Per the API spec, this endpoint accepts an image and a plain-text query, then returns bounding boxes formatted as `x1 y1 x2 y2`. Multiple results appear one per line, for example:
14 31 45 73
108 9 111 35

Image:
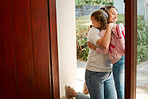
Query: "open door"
0 0 59 99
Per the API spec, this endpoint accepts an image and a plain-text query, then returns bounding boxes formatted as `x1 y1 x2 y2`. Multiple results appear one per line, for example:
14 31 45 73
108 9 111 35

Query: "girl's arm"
96 23 116 49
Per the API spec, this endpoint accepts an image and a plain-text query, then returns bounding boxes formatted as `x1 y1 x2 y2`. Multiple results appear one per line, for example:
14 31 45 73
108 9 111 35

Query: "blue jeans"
84 69 117 99
113 55 125 99
76 92 90 99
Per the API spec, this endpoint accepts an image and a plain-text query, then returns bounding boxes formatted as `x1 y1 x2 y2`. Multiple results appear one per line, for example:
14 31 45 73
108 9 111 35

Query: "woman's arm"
96 23 116 49
87 41 109 54
87 42 96 50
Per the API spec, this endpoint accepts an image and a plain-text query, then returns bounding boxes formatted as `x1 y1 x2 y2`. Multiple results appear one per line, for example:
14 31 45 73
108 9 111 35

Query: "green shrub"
75 0 113 7
76 15 90 61
102 1 113 5
137 16 148 64
116 14 125 25
76 25 89 61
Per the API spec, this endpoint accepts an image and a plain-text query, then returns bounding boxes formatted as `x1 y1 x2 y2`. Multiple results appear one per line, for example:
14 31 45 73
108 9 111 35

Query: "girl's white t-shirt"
86 27 112 72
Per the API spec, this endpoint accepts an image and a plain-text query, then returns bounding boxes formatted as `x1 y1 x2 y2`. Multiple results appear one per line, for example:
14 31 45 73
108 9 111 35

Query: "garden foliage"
76 14 148 63
137 16 148 64
76 0 113 7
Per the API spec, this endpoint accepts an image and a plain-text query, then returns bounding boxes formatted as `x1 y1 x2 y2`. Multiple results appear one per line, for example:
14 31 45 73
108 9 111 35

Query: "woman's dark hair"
100 5 118 20
91 10 108 29
100 5 118 12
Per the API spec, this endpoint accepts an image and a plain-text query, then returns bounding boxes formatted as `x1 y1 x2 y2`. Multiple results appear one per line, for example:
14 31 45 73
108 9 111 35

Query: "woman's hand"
87 41 96 50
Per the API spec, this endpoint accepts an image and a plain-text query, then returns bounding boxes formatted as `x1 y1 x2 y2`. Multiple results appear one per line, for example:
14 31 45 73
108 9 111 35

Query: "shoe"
65 85 76 99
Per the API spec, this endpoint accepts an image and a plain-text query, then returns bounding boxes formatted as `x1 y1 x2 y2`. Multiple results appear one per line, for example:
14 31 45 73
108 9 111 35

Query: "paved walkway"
137 61 148 88
136 61 148 99
76 60 148 99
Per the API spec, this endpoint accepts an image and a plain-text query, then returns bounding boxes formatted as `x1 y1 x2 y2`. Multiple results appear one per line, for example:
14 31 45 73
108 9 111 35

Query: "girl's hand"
82 82 89 95
108 23 117 29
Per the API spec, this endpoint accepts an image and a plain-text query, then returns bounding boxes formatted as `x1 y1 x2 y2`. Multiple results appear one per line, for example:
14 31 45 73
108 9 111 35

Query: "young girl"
66 9 117 99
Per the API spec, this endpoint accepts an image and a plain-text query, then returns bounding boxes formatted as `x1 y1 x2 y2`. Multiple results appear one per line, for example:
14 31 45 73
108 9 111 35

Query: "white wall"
56 0 77 98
